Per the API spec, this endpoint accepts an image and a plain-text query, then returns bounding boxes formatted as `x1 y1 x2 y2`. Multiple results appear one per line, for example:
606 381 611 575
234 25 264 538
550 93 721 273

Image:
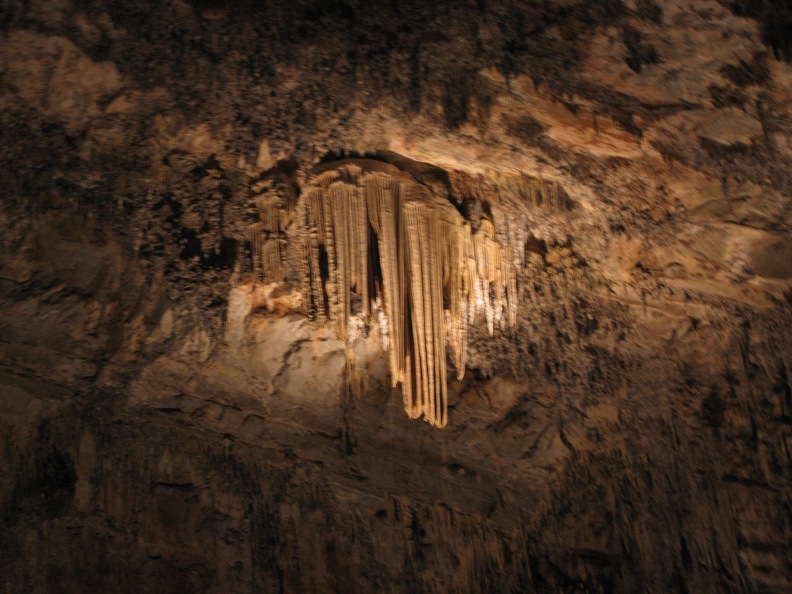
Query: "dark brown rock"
1 1 791 592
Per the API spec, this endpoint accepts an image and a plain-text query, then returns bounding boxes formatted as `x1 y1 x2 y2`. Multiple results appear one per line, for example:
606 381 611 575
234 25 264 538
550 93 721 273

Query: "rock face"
1 0 792 592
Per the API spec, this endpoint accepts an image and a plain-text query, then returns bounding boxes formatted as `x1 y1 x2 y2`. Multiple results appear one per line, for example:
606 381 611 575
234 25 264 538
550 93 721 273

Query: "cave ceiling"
1 0 792 592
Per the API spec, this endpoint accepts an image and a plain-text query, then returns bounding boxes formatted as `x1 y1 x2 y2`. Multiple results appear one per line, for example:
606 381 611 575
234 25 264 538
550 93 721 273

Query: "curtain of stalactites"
295 164 517 428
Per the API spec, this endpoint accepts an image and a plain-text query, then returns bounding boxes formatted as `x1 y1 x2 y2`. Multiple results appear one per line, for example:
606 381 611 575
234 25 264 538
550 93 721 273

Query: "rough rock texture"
1 0 792 592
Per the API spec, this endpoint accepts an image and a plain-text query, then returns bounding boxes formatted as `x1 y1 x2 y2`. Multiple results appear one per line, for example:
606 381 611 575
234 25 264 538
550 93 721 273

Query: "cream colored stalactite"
325 181 348 338
325 180 370 339
303 186 329 320
364 173 408 391
249 188 294 284
404 200 448 427
309 181 349 329
404 201 429 419
344 182 369 318
442 221 472 380
247 229 283 283
351 186 370 318
302 173 372 337
472 219 510 335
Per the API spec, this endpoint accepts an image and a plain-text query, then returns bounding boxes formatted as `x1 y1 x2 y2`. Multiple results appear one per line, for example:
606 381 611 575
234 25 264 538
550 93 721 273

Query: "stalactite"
326 180 369 339
365 172 408 393
248 187 292 283
302 186 329 320
403 199 452 427
471 218 516 336
442 214 472 381
246 222 285 283
497 209 527 326
495 172 571 213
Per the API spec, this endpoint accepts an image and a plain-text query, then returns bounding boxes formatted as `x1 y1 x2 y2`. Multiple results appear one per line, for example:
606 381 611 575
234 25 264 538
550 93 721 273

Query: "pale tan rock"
696 108 763 147
256 139 274 171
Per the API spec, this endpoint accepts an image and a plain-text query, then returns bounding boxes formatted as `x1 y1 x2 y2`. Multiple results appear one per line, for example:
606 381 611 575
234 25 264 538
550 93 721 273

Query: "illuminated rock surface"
1 0 792 592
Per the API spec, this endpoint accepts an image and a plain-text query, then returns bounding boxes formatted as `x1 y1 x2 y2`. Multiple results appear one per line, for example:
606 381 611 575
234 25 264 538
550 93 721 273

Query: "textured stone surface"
1 0 792 592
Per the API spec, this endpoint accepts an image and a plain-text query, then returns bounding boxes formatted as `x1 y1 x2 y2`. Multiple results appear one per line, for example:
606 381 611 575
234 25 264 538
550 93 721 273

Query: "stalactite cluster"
496 172 571 213
240 160 576 426
449 170 572 215
301 164 371 339
246 179 292 283
294 160 520 427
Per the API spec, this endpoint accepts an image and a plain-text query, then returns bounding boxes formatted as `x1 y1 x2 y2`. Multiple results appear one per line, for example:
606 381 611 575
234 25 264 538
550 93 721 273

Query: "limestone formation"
291 160 524 427
247 184 291 283
3 1 792 592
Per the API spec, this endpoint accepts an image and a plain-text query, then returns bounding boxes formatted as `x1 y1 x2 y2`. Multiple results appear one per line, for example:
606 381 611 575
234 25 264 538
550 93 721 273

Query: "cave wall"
1 1 792 592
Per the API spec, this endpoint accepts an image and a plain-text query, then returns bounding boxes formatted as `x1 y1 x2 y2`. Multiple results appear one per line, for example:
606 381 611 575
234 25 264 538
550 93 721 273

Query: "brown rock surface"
1 0 792 592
